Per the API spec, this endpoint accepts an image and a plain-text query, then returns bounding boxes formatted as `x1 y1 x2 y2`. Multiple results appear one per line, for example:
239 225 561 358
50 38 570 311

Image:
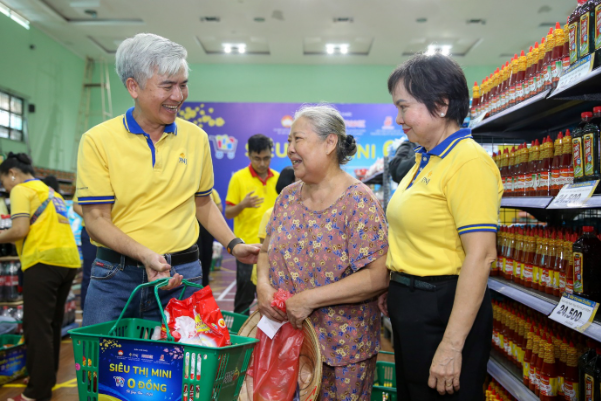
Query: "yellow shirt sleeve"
210 189 221 205
76 132 115 205
225 173 241 206
257 207 273 240
444 157 503 235
195 133 214 197
10 185 32 220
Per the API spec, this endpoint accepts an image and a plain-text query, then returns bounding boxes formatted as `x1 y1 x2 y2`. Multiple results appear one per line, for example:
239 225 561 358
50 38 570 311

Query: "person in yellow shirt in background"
253 166 296 285
225 134 279 314
197 189 222 286
0 153 80 401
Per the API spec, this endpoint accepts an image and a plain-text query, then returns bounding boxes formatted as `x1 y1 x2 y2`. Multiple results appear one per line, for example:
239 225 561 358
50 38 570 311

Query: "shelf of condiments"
470 0 601 121
494 224 600 305
492 298 600 401
492 107 600 198
486 375 522 401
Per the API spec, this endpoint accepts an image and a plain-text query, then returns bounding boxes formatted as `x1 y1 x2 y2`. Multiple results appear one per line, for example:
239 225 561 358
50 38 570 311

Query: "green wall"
0 13 498 172
0 14 84 171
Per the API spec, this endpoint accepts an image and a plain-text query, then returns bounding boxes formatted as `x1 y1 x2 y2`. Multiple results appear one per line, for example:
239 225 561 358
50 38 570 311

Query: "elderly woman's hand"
257 282 287 322
285 291 314 330
428 338 462 395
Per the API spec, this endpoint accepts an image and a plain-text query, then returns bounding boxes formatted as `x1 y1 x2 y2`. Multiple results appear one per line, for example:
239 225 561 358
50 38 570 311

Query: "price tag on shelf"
547 180 599 209
551 54 594 96
549 293 600 333
469 112 487 128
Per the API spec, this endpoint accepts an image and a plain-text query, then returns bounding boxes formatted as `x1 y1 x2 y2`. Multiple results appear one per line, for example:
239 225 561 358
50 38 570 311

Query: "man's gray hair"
115 33 189 88
293 103 357 164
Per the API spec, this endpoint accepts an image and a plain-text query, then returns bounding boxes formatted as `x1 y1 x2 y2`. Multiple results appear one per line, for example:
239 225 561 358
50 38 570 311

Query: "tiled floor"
0 255 393 400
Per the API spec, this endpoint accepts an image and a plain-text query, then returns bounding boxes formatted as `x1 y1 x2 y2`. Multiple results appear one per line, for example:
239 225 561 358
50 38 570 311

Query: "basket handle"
108 278 205 341
378 350 395 355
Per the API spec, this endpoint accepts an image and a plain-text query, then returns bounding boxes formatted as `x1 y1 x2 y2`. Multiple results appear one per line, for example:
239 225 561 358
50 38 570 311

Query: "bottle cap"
594 106 601 113
557 131 563 139
534 139 540 146
564 129 571 138
556 22 561 30
521 49 526 57
582 112 593 118
548 27 554 35
583 226 594 233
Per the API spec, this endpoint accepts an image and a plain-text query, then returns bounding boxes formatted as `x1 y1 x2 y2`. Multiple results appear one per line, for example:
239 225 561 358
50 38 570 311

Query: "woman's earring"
440 113 445 117
11 176 15 182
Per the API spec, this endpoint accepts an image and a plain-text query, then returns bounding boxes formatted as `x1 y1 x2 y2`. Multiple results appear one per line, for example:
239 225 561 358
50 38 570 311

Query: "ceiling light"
425 44 452 56
340 45 349 54
0 2 9 16
441 45 452 56
223 45 232 54
326 45 335 55
426 45 436 56
0 2 30 29
325 44 349 55
238 45 246 54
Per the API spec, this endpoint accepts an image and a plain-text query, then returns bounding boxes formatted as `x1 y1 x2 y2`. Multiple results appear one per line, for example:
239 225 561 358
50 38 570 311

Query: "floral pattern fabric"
266 181 388 366
321 355 378 401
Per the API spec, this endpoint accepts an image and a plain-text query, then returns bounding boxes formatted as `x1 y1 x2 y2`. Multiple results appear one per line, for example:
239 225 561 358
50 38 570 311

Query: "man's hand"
285 291 314 330
240 191 264 209
428 338 463 395
140 251 183 290
232 244 260 265
257 283 287 322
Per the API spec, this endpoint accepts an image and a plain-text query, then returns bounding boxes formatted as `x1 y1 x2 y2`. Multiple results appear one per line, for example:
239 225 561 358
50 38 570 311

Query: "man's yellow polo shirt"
76 107 214 255
226 165 279 244
11 179 80 271
386 129 503 277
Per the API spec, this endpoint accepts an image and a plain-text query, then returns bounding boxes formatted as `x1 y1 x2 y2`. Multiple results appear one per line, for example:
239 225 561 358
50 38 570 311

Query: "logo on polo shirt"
421 176 431 185
179 153 187 165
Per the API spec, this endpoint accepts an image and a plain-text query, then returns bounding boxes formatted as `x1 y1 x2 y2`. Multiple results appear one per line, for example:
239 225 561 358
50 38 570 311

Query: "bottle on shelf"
579 0 596 61
528 140 541 196
572 226 601 303
523 227 536 288
551 23 566 90
504 226 516 280
519 143 529 196
538 136 554 196
501 148 510 196
5 262 21 303
551 132 564 196
533 228 544 290
565 232 577 294
14 305 22 334
513 227 525 285
594 0 601 66
471 82 480 120
582 106 600 185
535 327 545 396
516 50 528 103
563 23 572 73
548 229 560 296
564 341 580 401
561 129 574 188
508 146 517 196
543 27 556 91
572 112 593 183
526 46 536 99
539 229 552 293
555 335 567 399
583 346 600 401
579 340 597 401
537 37 547 94
525 326 535 385
539 336 559 400
569 0 586 65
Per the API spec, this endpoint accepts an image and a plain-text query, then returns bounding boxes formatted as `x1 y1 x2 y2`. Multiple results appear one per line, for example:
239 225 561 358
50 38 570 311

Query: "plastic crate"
371 360 396 401
0 334 26 386
69 278 258 401
222 311 248 334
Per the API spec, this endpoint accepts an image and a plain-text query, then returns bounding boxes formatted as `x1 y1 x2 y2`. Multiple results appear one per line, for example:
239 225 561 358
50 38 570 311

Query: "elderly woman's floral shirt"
266 181 389 366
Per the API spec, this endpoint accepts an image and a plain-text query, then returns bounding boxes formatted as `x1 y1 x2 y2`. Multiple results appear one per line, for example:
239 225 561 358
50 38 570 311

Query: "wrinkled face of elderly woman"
391 81 447 147
128 68 189 127
287 117 337 183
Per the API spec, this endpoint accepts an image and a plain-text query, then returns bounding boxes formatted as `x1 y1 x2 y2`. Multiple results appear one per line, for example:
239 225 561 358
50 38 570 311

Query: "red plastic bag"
161 286 231 347
252 289 303 401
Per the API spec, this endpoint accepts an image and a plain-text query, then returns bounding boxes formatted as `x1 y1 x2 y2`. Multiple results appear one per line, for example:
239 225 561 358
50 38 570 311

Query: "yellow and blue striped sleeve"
445 156 503 235
195 132 214 197
9 185 32 220
76 132 116 205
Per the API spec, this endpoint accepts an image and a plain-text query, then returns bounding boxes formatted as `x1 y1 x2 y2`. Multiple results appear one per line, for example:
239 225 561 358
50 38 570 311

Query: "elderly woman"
379 54 503 400
256 104 389 400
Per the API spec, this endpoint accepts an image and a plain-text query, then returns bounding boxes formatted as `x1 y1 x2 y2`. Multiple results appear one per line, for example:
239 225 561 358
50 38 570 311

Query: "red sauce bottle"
551 23 565 89
528 43 538 98
516 50 528 103
511 145 520 196
533 228 544 289
537 37 547 94
471 81 480 120
520 142 530 196
501 148 510 196
563 341 580 401
524 326 535 386
561 129 574 187
543 28 556 92
523 227 536 288
548 229 559 295
538 136 554 196
540 337 559 400
508 54 519 108
555 229 567 296
557 336 568 399
527 140 541 196
563 22 571 72
551 132 564 196
505 226 516 280
532 328 543 393
513 227 525 285
497 226 507 277
539 229 551 293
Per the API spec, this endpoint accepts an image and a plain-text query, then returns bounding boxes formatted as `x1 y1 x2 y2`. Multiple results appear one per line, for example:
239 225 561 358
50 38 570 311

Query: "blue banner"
98 338 184 401
178 102 406 205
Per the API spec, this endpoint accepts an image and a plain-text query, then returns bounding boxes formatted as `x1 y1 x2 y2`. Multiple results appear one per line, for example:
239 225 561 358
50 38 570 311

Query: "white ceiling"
5 0 575 66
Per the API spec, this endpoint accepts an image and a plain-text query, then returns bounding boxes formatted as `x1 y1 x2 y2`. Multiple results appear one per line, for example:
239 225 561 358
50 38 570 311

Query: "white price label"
552 54 594 95
547 180 599 209
549 293 600 333
469 112 488 128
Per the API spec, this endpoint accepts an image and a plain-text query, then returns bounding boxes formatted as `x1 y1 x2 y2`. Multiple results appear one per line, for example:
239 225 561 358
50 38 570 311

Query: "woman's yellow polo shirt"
386 129 503 276
10 179 80 271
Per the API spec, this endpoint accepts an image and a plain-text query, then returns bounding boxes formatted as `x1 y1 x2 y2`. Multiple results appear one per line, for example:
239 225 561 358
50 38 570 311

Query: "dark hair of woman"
0 152 35 176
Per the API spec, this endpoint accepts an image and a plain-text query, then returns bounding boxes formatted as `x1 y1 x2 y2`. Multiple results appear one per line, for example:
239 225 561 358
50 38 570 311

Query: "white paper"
547 180 599 209
257 315 287 339
549 293 600 333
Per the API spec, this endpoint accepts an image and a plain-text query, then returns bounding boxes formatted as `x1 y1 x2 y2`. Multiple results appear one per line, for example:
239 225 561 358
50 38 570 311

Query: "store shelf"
488 277 601 342
488 350 538 401
500 197 553 209
548 67 601 100
0 300 22 307
362 171 383 185
62 322 79 337
500 195 601 210
0 256 19 262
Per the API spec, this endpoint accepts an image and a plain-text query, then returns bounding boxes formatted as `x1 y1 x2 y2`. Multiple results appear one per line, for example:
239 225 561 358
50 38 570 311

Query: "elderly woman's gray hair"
293 104 357 165
115 33 189 88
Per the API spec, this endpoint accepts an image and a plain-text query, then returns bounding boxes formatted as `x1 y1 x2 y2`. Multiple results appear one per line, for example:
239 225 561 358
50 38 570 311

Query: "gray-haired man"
76 33 258 326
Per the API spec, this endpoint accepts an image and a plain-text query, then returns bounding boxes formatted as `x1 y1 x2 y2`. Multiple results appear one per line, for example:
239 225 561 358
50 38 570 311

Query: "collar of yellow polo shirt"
76 107 214 254
10 179 80 270
386 128 503 277
226 164 279 244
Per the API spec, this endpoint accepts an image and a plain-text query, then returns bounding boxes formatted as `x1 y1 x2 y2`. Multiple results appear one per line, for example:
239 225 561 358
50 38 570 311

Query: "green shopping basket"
222 302 256 334
0 333 26 386
69 278 259 401
372 351 397 401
